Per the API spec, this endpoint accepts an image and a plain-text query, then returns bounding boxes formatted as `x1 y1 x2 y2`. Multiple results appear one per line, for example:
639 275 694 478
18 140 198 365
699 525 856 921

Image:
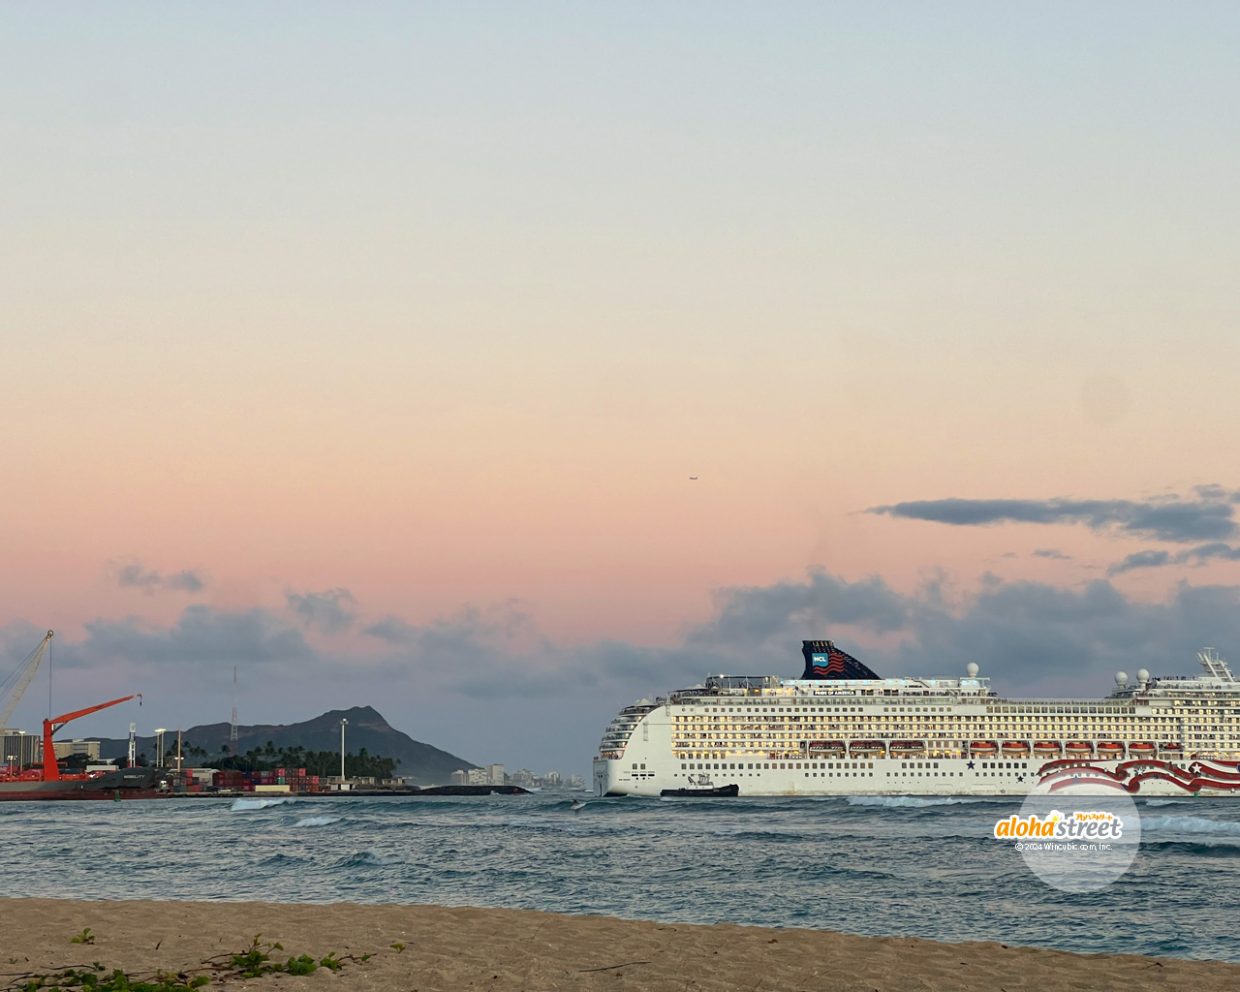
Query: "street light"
339 718 347 785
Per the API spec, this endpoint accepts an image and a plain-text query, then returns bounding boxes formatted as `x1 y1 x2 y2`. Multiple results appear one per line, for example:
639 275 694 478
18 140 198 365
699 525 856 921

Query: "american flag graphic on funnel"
800 640 881 680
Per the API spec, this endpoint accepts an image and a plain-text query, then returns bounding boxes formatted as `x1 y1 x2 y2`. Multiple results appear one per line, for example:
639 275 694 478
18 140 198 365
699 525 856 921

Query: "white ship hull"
595 753 1240 798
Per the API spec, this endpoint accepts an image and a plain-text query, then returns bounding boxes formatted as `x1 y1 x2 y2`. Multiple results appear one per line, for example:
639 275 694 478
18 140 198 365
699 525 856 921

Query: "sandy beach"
1 899 1236 992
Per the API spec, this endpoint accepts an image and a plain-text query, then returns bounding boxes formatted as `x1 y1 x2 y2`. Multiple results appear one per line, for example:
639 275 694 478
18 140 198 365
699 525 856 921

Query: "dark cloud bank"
21 569 1240 771
869 488 1240 576
868 494 1239 543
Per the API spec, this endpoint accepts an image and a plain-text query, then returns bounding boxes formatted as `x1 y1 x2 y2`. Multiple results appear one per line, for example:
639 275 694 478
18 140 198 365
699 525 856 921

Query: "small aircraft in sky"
689 476 699 480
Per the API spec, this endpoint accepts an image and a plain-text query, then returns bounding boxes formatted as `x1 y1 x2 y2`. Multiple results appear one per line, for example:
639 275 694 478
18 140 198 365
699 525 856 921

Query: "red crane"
41 694 141 781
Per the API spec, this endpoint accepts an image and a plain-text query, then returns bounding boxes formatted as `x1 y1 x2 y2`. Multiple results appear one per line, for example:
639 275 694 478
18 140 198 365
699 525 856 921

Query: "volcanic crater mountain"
99 705 476 784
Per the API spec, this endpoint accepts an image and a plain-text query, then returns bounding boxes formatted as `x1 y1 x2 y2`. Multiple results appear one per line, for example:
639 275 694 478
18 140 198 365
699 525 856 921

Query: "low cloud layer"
14 568 1240 772
81 605 314 668
868 492 1237 543
112 561 206 595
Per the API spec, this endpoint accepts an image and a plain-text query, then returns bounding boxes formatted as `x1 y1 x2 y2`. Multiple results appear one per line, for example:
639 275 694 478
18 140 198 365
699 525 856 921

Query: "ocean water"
2 793 1238 962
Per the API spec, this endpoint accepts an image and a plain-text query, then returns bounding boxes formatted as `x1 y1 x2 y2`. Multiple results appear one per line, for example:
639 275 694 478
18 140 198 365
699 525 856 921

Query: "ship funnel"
800 640 881 680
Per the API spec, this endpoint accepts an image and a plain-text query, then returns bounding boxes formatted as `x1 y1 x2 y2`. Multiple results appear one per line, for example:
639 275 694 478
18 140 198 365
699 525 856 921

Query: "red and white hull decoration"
1037 757 1240 795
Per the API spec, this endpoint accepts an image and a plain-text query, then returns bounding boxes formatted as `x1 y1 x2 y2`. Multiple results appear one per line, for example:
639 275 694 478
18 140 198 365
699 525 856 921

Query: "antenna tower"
229 666 238 742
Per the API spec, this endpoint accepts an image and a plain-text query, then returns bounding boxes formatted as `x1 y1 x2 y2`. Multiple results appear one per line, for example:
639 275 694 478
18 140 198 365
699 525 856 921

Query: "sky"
2 3 1240 774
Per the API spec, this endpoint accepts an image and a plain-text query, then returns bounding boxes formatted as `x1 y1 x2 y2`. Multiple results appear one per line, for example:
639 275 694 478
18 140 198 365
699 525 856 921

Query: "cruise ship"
593 640 1240 798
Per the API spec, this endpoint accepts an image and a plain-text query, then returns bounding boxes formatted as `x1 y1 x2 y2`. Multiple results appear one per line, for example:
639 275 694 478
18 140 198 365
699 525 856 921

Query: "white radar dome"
966 662 979 677
1137 668 1150 683
1114 671 1128 686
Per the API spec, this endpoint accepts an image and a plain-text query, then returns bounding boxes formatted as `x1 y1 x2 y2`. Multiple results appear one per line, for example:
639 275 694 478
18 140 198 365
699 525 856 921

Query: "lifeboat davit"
1033 741 1062 755
849 740 885 757
1065 741 1093 756
1001 741 1030 755
969 740 998 755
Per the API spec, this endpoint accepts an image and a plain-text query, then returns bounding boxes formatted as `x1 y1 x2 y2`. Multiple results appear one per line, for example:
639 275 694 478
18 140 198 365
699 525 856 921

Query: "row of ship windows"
675 716 1190 724
679 760 1033 771
687 704 1233 714
683 761 873 770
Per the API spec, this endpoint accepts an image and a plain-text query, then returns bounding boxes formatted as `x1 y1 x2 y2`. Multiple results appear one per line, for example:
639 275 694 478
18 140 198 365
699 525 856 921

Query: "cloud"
1184 542 1240 563
363 602 548 686
868 493 1237 543
362 616 417 645
286 588 357 633
79 605 314 668
1108 542 1240 575
112 561 206 594
1032 548 1071 560
1108 550 1172 575
690 569 910 650
1194 484 1231 500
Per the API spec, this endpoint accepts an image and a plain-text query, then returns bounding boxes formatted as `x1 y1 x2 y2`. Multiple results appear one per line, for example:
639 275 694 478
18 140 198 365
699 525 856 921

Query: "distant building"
465 767 489 785
449 769 468 786
53 739 101 760
486 763 506 785
1 730 40 769
511 768 535 787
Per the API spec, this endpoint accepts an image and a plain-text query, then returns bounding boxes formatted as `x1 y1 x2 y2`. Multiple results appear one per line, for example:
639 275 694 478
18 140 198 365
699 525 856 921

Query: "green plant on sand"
1 932 387 992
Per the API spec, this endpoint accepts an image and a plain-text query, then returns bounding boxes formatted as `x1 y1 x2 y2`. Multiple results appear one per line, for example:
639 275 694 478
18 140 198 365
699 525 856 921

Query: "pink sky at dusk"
3 4 1240 770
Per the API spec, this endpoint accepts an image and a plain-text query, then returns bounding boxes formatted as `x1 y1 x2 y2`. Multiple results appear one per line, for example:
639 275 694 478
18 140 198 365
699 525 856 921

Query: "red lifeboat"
969 740 998 755
1001 741 1030 755
849 740 886 756
1033 741 1062 755
1065 741 1093 755
1097 741 1125 757
889 740 927 755
1128 742 1156 755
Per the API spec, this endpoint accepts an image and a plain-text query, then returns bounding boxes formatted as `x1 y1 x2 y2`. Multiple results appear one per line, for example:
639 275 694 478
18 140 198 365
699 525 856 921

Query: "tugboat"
660 773 739 798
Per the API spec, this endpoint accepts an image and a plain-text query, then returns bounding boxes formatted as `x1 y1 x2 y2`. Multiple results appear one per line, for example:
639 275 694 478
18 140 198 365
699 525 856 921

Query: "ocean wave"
728 830 807 844
257 852 310 867
1141 814 1240 837
332 850 388 868
230 797 296 812
844 795 992 809
294 815 341 828
1141 839 1240 855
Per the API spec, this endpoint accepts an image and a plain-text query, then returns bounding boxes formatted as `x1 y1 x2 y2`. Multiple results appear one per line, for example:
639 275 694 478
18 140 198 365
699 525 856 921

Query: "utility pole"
230 666 238 743
340 718 347 785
